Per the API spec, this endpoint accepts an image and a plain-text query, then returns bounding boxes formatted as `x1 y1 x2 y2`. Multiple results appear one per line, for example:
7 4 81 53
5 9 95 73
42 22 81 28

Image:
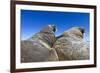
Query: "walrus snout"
52 25 57 32
48 25 57 32
77 27 85 34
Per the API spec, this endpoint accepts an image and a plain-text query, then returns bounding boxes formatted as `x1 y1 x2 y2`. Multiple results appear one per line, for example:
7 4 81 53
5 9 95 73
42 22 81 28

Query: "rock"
53 27 89 61
21 25 59 63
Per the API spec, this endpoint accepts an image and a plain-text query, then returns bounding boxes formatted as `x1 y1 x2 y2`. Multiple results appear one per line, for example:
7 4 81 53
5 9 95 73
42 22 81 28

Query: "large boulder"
21 25 58 63
53 27 89 61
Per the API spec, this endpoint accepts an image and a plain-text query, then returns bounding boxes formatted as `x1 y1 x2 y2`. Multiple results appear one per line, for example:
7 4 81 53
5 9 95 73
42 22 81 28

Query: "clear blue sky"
21 10 90 41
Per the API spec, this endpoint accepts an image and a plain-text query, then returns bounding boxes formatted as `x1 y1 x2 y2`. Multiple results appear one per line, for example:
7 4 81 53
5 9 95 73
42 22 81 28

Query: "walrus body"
21 25 58 63
53 27 89 61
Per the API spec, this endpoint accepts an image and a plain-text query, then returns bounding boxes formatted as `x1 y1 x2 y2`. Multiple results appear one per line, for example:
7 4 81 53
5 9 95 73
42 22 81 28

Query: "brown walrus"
53 27 89 61
21 25 59 63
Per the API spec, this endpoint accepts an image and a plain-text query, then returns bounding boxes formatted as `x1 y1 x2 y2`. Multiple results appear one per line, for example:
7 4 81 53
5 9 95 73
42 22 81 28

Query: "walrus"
21 25 59 63
53 27 89 61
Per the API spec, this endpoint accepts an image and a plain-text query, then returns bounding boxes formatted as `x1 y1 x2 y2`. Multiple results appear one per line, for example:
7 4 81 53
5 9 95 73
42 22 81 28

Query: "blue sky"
21 10 90 41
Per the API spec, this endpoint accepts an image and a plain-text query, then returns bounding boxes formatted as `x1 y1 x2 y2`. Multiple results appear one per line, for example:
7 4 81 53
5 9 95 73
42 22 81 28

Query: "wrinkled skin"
53 27 89 61
21 26 90 62
21 25 59 63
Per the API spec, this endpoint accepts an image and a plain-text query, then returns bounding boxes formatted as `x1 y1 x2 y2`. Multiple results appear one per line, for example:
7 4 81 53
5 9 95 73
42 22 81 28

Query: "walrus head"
40 25 57 33
38 25 57 47
63 27 85 38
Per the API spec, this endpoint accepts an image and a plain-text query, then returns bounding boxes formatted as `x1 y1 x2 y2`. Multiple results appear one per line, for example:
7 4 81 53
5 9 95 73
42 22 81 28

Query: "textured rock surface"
53 27 89 61
21 25 58 63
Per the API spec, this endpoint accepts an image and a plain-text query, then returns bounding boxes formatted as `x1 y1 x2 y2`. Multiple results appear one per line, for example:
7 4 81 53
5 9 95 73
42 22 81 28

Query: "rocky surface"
53 27 89 61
